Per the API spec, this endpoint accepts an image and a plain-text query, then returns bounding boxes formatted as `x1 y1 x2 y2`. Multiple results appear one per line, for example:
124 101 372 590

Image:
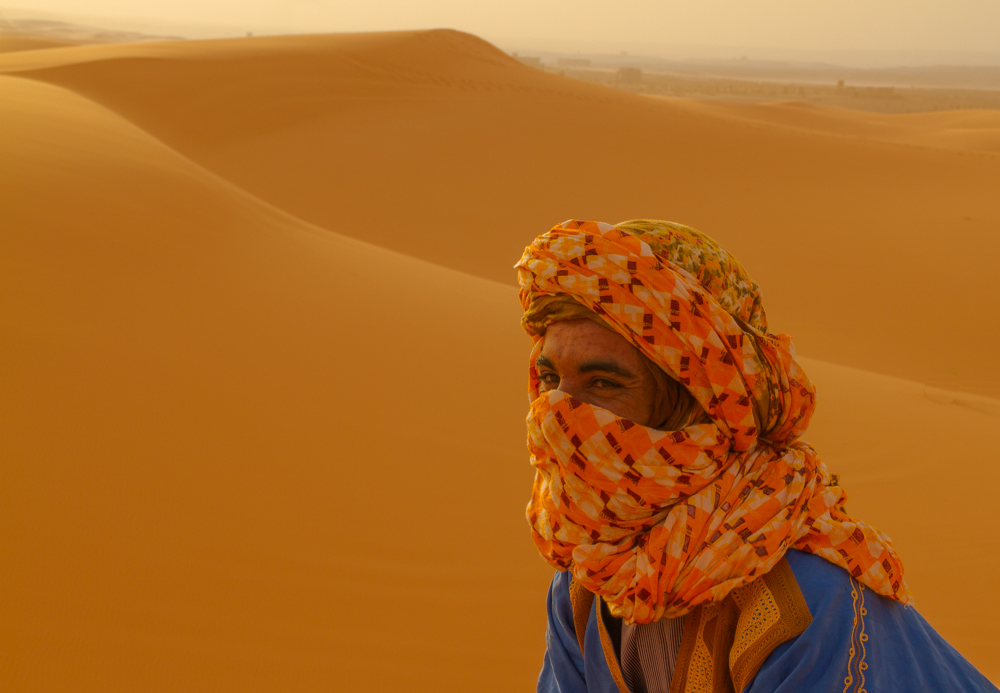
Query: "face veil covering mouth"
515 219 910 624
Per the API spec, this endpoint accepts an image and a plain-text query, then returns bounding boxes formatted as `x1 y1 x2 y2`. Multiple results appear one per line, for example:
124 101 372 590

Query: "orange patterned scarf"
516 220 910 624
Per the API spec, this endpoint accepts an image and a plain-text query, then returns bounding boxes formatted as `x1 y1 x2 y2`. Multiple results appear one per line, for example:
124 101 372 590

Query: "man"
516 220 996 693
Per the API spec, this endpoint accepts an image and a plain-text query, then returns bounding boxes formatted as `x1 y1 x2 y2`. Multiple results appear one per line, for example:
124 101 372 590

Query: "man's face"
535 319 658 426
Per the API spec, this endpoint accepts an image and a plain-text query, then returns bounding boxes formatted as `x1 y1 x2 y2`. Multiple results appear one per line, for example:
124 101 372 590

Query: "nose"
553 376 584 401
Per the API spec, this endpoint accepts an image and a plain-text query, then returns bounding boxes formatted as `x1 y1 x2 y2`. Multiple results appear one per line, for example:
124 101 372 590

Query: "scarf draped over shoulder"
516 219 910 624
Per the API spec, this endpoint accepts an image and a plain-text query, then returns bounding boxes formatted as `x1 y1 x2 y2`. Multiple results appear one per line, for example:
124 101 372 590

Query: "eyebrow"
578 360 636 379
535 355 636 380
535 355 555 370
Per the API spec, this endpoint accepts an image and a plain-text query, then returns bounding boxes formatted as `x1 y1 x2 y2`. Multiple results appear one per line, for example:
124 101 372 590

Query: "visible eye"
538 372 560 390
591 378 622 390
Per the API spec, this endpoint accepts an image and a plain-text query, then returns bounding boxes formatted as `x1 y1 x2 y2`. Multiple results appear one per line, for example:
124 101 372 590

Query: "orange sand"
1 31 998 690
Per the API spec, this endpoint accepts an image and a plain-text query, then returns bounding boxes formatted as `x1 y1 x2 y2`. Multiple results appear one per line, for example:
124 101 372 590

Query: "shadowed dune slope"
0 74 544 691
1 32 999 689
2 31 999 398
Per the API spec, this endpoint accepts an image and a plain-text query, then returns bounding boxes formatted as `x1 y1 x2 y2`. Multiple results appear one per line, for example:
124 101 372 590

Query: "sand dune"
2 31 997 401
673 99 1000 154
0 36 78 53
1 72 542 691
1 31 998 689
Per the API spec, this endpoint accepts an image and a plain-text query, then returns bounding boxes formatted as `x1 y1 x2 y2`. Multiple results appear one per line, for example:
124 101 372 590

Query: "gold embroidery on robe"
842 579 869 693
670 559 812 693
569 557 813 693
596 596 631 693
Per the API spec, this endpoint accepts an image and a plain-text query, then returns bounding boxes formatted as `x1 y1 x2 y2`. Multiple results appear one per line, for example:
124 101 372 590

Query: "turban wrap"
516 219 910 624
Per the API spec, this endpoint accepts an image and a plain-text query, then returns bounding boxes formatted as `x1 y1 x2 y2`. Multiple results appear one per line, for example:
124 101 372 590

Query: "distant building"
557 58 591 68
616 67 642 85
513 54 542 67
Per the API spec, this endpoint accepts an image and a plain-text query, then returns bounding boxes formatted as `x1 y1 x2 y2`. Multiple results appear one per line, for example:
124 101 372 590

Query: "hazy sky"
6 0 1000 57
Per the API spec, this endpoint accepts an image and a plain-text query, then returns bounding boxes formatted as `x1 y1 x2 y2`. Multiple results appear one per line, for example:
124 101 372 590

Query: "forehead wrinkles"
540 322 643 375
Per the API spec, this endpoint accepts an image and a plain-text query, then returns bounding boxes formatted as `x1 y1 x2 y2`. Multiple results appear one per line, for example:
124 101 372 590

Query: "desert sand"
1 30 998 690
550 64 1000 114
0 36 77 53
670 99 1000 154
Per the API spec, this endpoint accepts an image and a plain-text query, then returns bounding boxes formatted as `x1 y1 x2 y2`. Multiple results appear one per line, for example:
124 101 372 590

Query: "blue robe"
538 550 997 693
